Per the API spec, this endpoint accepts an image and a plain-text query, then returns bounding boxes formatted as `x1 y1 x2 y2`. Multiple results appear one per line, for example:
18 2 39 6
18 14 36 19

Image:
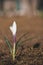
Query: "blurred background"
0 0 43 17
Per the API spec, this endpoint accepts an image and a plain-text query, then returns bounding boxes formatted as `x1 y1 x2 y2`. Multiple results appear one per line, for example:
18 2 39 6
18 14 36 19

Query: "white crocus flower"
9 21 17 61
10 21 17 36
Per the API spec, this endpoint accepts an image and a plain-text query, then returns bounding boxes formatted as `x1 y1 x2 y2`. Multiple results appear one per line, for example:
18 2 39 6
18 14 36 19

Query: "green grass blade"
16 32 29 50
16 36 37 49
20 36 35 44
4 36 12 54
16 32 29 45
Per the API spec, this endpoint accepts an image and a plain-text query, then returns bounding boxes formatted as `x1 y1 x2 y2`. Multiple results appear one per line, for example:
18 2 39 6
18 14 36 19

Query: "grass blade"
4 36 12 54
16 32 29 45
16 36 37 49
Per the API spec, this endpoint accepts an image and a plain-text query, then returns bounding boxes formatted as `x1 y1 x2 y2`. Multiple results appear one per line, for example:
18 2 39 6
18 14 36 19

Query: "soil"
0 15 43 65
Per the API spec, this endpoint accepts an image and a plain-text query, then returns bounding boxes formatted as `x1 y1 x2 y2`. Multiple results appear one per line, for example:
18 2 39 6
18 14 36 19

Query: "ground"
0 15 43 65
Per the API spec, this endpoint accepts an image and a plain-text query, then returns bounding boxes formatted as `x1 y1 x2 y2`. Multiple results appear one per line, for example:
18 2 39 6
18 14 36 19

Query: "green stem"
12 43 16 61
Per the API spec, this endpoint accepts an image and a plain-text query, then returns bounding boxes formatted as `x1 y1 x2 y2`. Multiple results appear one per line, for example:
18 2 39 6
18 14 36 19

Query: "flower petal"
10 21 17 35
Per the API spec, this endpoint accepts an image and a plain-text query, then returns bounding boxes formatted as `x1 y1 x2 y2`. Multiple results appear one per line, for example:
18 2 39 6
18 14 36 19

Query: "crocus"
10 21 17 60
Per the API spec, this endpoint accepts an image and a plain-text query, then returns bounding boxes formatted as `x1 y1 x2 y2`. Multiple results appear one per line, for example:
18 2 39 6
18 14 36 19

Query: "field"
0 15 43 65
